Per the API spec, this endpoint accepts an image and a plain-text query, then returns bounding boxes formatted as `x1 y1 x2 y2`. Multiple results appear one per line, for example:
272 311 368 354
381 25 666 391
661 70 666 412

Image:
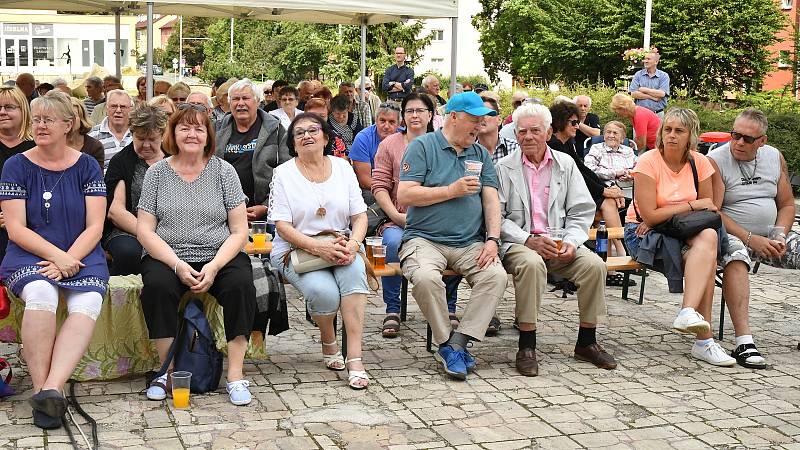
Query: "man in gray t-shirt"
708 108 798 370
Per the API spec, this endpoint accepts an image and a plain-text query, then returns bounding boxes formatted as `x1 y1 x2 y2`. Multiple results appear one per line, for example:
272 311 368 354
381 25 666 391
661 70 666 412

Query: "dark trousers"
107 235 143 276
140 252 256 342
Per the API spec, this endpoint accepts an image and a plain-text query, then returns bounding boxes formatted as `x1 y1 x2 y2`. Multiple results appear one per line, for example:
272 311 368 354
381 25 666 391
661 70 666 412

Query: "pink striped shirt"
521 148 553 235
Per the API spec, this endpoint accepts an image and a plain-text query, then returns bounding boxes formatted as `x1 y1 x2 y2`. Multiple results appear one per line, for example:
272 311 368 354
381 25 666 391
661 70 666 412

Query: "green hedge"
495 84 800 175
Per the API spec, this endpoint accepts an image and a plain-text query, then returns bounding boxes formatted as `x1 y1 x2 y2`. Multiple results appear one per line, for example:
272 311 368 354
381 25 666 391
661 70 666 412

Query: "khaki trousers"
399 237 508 345
502 244 607 325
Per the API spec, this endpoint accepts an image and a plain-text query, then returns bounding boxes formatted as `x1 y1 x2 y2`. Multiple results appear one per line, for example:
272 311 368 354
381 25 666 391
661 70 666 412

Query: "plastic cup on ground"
170 371 191 409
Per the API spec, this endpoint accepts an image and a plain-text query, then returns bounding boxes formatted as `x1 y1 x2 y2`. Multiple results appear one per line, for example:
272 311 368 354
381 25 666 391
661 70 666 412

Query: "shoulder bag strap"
156 316 186 377
688 157 700 199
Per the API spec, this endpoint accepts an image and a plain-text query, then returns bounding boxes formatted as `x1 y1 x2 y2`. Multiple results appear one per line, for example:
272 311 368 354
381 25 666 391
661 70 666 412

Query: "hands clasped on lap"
37 252 85 281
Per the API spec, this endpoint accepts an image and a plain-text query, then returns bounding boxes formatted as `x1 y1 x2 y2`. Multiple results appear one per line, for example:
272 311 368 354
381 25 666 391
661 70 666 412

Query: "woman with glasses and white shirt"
268 113 371 390
269 86 304 130
0 91 108 429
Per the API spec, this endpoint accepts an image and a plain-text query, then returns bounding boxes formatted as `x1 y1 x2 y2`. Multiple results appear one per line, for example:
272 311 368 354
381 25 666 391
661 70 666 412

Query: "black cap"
474 83 489 93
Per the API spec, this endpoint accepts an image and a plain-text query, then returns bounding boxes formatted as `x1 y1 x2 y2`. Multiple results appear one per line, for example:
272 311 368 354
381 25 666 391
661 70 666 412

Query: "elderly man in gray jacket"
216 78 290 221
496 104 615 377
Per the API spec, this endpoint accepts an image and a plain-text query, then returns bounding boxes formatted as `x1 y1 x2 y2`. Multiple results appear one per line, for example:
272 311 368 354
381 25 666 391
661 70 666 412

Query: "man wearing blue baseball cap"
397 92 507 380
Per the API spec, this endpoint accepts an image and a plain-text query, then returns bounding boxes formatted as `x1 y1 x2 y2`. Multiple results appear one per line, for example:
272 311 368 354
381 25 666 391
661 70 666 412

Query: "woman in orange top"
623 107 735 367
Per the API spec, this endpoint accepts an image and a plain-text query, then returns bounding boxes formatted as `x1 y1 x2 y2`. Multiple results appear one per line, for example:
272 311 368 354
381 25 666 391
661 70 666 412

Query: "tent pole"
146 2 154 99
179 16 183 81
449 17 457 96
115 10 121 79
360 18 366 102
644 0 652 49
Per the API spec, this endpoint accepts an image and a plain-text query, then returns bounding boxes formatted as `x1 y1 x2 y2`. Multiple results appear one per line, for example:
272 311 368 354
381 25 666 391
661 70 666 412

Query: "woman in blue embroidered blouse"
0 91 108 430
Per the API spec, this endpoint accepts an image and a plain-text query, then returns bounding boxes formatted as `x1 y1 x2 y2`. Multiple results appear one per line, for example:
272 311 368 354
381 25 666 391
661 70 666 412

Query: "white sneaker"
692 341 736 367
672 311 711 335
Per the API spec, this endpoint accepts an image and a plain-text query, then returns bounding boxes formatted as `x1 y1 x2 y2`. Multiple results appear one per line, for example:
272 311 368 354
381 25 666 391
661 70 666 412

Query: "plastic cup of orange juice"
171 371 191 409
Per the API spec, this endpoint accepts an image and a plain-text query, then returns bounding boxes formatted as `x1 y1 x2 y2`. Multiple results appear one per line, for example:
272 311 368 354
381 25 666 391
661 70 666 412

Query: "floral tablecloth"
0 275 268 381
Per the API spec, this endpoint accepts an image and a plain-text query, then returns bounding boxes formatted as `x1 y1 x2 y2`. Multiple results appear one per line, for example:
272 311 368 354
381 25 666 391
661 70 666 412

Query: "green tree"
474 0 786 97
164 16 214 70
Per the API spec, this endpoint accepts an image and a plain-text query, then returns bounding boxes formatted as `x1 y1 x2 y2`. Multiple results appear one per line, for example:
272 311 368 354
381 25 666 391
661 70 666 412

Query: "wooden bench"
588 227 648 304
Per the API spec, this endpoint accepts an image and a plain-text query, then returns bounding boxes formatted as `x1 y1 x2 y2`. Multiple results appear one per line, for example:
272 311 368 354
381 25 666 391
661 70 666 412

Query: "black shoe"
731 343 767 369
29 389 67 419
485 316 501 336
32 410 62 429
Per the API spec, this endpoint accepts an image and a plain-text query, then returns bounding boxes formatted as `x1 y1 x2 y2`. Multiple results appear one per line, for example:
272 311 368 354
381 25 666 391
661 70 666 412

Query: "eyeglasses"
32 116 61 127
178 103 208 113
108 104 131 111
263 90 272 95
379 102 401 112
281 97 297 103
568 119 580 126
404 108 430 115
730 131 764 144
179 103 209 113
0 104 20 112
292 125 322 139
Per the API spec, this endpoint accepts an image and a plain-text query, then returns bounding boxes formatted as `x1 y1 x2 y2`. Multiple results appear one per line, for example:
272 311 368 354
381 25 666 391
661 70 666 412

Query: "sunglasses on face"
568 119 580 126
178 103 209 113
730 131 764 144
264 90 272 95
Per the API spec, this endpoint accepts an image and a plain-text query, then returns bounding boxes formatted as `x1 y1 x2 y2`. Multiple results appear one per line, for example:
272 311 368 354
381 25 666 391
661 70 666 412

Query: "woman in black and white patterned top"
136 105 256 406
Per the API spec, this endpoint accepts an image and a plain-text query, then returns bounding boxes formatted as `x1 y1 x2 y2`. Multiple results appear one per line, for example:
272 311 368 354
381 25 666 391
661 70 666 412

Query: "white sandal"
345 357 369 390
322 341 345 371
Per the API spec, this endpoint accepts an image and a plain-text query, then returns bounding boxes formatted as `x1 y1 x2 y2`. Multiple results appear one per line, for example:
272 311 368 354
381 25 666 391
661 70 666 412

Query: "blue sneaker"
434 345 468 380
463 349 476 372
226 380 252 406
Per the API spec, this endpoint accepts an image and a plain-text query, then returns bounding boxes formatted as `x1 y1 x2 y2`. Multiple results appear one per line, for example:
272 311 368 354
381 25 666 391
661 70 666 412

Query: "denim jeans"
381 225 461 314
106 234 144 276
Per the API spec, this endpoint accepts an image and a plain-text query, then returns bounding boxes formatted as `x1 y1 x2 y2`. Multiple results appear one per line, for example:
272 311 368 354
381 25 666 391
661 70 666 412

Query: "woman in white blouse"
268 113 370 390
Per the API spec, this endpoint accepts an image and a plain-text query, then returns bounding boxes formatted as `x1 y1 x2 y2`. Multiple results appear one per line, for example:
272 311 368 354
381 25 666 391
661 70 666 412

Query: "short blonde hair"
610 93 635 115
32 91 75 134
0 86 32 140
167 81 191 100
147 95 176 115
656 107 700 155
216 78 239 101
69 96 93 135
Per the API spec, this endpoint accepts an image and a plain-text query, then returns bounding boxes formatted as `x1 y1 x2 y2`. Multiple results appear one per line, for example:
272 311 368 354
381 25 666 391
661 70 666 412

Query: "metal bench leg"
638 269 647 305
341 315 348 359
718 294 726 341
400 276 408 322
426 324 433 353
622 272 631 300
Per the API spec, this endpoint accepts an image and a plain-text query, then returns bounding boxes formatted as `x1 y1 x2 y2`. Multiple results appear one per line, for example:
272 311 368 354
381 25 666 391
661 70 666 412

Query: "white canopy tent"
2 0 460 100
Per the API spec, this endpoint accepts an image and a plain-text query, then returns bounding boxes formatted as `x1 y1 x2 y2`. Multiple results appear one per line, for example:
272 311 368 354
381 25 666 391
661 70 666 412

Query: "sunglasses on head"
379 102 401 112
178 103 209 113
730 131 764 144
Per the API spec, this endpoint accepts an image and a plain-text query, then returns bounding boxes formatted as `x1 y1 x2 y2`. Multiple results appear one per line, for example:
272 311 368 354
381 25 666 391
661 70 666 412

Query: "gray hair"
228 78 261 103
187 92 213 108
552 95 574 105
422 74 440 88
735 108 768 134
106 89 133 106
52 78 68 87
32 90 76 124
355 77 373 88
85 76 102 88
513 103 552 131
573 95 592 107
376 103 402 120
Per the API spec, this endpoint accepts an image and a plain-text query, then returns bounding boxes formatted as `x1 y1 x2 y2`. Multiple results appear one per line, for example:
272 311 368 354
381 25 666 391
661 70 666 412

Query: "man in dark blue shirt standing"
382 47 414 102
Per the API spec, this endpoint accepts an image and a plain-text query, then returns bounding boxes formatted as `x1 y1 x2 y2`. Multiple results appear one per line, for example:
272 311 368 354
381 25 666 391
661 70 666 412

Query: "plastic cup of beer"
768 225 786 245
546 227 565 252
251 221 268 250
372 244 387 270
170 371 192 409
464 160 483 178
365 237 382 266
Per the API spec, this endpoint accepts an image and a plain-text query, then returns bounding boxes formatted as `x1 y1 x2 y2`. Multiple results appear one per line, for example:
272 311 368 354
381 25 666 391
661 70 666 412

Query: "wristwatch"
486 236 500 244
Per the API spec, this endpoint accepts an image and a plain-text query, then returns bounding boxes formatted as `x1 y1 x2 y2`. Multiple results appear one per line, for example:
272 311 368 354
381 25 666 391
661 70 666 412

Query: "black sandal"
382 314 401 338
731 343 767 369
606 273 636 287
485 316 501 336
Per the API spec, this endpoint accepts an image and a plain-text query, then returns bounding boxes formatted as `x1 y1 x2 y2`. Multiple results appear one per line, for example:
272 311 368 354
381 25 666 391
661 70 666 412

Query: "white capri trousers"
20 280 103 321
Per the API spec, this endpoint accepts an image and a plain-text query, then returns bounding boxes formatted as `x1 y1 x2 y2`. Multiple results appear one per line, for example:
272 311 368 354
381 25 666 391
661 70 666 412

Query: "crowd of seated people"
1 72 796 431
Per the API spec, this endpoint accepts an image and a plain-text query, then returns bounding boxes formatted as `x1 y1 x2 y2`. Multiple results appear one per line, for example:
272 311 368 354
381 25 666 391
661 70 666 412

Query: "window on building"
781 0 792 10
82 40 90 66
32 38 54 67
779 50 791 68
431 29 444 41
93 40 104 66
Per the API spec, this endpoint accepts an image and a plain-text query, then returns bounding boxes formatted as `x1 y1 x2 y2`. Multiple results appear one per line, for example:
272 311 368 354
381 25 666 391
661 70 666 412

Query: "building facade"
0 10 137 80
763 0 798 95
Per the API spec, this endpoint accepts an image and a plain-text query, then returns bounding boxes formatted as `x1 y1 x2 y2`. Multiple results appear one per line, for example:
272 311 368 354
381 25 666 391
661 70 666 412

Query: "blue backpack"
157 298 223 393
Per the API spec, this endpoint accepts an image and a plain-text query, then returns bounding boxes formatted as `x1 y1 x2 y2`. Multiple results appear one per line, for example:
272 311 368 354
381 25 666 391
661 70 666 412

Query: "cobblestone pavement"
2 260 799 449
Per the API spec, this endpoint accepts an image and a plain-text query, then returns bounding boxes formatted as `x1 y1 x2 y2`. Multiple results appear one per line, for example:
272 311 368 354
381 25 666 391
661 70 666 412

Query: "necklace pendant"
44 202 50 208
316 207 327 217
42 191 52 201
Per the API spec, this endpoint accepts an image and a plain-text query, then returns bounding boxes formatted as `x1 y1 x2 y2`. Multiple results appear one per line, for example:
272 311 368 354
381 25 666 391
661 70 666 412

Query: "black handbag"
634 157 721 240
366 202 388 236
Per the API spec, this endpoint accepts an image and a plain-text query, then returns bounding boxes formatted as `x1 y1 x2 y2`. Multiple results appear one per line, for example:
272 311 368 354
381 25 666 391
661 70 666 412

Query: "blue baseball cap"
445 92 498 116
